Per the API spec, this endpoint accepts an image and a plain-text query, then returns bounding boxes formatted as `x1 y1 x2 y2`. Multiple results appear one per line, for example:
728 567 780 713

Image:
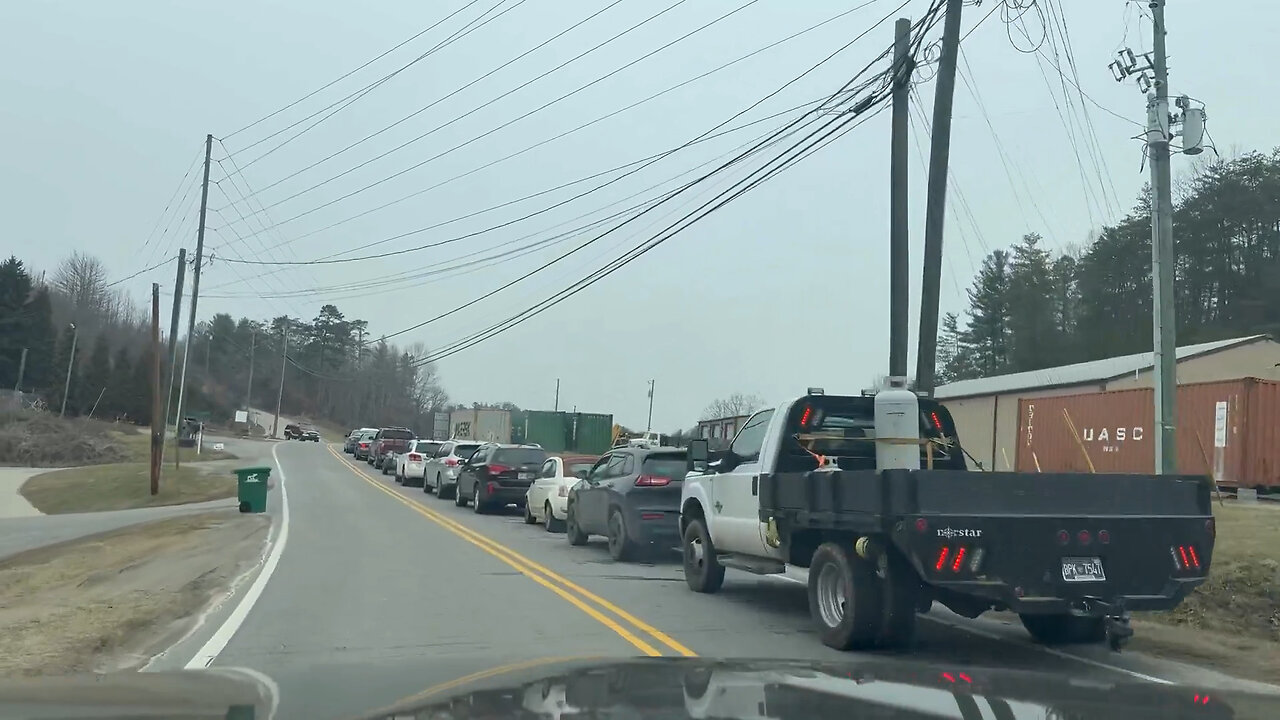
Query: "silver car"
422 440 481 499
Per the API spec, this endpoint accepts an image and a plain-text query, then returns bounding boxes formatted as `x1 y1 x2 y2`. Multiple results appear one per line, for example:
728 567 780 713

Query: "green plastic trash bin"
234 466 272 513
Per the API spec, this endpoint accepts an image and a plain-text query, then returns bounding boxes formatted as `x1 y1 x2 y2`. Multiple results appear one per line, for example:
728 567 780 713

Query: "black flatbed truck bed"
758 466 1215 649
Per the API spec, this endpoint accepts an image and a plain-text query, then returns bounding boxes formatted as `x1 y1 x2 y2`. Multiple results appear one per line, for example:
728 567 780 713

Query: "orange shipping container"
1016 378 1280 489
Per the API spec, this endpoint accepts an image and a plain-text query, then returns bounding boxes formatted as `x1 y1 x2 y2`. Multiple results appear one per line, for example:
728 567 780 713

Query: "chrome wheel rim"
816 563 847 628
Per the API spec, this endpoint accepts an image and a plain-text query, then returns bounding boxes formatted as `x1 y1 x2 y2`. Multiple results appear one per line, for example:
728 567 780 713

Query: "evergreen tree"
1006 233 1057 371
24 288 56 393
0 256 34 388
80 335 113 418
111 345 135 421
960 249 1013 377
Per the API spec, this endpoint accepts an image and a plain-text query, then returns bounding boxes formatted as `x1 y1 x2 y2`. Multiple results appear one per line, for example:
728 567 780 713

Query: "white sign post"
1212 401 1228 484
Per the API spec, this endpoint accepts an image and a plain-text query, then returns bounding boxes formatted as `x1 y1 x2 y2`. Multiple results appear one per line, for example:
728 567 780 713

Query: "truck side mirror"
688 439 709 463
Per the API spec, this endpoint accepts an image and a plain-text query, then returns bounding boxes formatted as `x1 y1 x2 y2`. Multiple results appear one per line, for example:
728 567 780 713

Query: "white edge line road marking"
765 570 1174 685
206 665 281 720
184 442 291 669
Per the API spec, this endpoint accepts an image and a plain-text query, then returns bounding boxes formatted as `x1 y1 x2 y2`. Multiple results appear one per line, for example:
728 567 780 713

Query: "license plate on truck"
1061 557 1106 582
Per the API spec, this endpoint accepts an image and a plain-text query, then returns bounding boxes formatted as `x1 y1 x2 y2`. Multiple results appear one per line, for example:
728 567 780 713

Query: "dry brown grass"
1130 501 1280 684
0 511 269 676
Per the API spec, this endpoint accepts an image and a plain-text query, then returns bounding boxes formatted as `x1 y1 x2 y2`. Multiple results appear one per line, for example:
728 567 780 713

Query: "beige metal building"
935 334 1280 471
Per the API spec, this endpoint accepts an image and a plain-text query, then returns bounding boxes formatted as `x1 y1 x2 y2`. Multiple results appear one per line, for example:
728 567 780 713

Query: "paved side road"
0 435 277 561
146 440 1278 719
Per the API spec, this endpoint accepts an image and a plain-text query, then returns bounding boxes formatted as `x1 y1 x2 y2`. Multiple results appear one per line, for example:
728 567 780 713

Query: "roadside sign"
1213 401 1228 448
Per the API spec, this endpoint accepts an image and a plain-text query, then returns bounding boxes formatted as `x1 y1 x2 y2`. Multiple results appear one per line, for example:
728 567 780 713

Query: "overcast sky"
3 0 1274 431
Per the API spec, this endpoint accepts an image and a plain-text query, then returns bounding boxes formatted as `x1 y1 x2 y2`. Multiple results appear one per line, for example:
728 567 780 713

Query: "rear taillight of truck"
1170 544 1203 573
933 545 985 576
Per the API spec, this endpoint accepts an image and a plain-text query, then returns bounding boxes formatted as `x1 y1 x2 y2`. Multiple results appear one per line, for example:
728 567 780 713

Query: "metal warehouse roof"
934 334 1269 400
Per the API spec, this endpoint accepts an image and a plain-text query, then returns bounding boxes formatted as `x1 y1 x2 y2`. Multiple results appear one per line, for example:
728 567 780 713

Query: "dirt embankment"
1132 502 1279 683
0 510 270 676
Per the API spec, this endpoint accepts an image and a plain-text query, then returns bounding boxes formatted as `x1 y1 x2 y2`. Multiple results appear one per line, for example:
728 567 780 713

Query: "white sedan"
524 454 600 532
395 439 442 489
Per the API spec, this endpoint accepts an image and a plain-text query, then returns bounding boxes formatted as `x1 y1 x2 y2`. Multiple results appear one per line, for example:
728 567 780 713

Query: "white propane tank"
874 377 921 471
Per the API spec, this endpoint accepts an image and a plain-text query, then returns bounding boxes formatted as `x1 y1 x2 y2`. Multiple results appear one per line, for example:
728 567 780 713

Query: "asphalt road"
146 440 1276 719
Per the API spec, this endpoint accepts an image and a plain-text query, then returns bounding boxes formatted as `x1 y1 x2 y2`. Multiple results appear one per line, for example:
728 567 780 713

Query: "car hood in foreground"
3 656 1271 719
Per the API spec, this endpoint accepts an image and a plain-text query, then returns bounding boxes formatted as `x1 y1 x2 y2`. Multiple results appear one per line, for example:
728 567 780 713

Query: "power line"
232 0 629 202
373 0 937 356
226 0 499 158
106 255 179 289
199 107 821 301
403 2 947 364
420 91 897 367
221 0 745 234
215 97 825 270
214 1 889 267
222 0 488 142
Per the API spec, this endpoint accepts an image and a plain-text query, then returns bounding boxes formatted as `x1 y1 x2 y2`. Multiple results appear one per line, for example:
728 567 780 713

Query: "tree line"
937 149 1280 384
0 252 447 430
176 303 450 432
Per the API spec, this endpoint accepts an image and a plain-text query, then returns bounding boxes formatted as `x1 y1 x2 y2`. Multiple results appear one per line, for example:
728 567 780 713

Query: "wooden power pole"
150 283 162 496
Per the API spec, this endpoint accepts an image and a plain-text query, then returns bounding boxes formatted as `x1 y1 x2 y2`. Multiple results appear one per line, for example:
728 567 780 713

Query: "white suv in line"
395 439 442 488
423 440 481 499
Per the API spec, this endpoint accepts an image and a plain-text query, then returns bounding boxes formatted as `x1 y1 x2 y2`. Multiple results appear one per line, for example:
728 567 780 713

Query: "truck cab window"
729 410 774 462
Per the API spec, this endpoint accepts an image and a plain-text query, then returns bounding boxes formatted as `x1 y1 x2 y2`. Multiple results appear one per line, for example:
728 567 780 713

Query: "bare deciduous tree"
700 392 765 421
52 251 109 316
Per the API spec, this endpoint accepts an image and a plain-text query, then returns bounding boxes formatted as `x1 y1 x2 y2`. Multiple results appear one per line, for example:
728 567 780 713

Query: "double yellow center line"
324 444 696 658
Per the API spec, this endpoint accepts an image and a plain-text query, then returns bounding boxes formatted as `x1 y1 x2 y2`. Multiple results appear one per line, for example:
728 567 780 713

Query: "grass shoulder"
20 462 239 514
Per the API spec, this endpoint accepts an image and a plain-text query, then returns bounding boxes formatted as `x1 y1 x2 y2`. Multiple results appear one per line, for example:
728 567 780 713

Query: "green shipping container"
522 410 570 452
569 412 613 455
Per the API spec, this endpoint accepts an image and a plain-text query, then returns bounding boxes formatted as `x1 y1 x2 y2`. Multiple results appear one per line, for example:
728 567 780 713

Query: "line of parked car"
341 427 688 562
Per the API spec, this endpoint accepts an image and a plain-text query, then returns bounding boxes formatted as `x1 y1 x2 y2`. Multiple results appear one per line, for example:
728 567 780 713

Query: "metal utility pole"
59 323 78 417
150 283 162 496
173 134 213 461
245 330 256 410
646 379 655 433
554 378 560 412
914 0 963 395
1147 0 1177 474
13 347 27 393
160 248 186 467
273 321 288 439
888 18 912 380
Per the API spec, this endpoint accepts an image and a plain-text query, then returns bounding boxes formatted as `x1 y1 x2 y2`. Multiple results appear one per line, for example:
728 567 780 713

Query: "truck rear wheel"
682 519 725 594
878 550 919 648
1019 613 1107 645
809 542 882 651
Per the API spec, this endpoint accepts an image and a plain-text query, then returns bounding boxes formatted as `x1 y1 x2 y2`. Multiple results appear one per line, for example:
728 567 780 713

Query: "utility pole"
273 321 288 439
173 134 213 464
888 17 912 380
1147 0 1177 474
150 283 162 496
59 323 78 417
554 378 560 412
245 330 256 410
914 0 963 395
1109 2 1181 473
646 379 655 433
13 347 27 394
160 248 186 468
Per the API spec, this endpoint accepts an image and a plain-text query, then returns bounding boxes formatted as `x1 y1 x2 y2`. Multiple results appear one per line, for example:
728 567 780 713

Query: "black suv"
455 443 548 514
565 445 687 561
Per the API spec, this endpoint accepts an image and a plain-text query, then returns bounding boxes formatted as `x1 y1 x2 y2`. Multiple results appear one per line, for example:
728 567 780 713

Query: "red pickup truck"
370 427 414 470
